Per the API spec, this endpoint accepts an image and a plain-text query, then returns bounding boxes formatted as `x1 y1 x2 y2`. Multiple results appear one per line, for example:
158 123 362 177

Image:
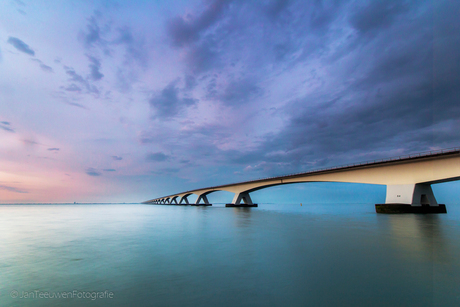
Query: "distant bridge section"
143 148 460 212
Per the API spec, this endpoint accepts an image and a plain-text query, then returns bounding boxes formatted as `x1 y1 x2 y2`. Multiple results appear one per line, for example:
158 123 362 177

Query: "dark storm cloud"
87 56 104 81
7 37 35 56
167 0 232 47
0 185 28 194
139 0 460 180
159 0 460 178
146 152 168 162
149 82 197 119
165 0 350 105
111 155 123 161
349 0 410 33
223 0 460 175
85 168 101 176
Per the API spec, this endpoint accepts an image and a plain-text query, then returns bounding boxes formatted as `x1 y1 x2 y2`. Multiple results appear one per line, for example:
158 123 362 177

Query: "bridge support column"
193 194 212 206
179 196 190 205
226 192 258 207
170 197 178 204
376 184 446 213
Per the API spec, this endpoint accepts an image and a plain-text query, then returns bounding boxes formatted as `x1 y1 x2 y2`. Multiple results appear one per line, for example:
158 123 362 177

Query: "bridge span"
143 148 460 213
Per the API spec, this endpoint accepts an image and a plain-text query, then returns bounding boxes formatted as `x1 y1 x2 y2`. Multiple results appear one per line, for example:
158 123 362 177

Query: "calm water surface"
1 203 459 306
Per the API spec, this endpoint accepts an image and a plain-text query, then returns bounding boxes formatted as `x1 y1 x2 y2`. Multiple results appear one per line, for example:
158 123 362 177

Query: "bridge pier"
376 184 446 213
226 192 258 207
193 194 212 206
179 196 190 205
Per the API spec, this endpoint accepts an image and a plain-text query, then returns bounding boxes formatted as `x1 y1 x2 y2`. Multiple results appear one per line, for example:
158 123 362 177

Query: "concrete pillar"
171 196 178 204
179 196 189 204
232 192 254 205
195 194 210 205
377 183 445 213
385 183 438 206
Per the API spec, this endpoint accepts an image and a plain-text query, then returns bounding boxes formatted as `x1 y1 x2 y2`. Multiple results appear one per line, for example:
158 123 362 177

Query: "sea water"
1 203 459 306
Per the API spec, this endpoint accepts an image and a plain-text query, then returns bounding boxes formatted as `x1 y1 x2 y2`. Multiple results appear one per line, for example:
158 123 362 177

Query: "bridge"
143 148 460 213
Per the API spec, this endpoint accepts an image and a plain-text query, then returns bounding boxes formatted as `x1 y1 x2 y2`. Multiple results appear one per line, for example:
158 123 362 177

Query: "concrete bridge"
143 148 460 213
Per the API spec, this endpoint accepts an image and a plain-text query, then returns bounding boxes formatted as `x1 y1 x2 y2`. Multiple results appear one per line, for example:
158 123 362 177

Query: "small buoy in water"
300 203 302 206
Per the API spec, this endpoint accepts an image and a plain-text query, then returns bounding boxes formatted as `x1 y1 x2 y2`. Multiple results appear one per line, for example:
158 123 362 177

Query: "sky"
1 0 459 204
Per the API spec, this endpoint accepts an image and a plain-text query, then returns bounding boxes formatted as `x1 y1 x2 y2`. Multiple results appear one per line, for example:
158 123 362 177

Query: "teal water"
1 203 460 307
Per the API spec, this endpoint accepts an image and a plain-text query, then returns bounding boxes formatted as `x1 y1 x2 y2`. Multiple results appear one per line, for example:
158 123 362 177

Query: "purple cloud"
8 37 35 56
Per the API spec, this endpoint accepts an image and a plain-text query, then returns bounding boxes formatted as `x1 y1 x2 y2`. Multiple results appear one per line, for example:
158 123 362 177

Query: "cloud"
64 66 99 95
31 59 53 72
47 148 60 151
87 55 104 81
184 40 220 73
23 139 39 145
64 84 82 92
114 26 148 67
0 185 28 194
167 0 232 47
7 37 35 56
138 0 460 180
111 155 123 161
103 169 116 172
85 168 101 176
81 13 106 50
149 81 197 119
349 0 410 33
218 78 262 106
0 122 14 133
146 152 168 162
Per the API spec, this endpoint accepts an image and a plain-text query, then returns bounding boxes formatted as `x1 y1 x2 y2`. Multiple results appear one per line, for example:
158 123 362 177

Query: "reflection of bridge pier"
379 214 451 263
145 148 460 213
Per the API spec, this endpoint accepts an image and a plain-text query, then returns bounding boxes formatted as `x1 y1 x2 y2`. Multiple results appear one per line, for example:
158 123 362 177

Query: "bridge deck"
146 147 460 201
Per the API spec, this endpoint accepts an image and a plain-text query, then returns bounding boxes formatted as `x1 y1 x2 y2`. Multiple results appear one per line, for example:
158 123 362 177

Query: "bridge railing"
259 147 460 180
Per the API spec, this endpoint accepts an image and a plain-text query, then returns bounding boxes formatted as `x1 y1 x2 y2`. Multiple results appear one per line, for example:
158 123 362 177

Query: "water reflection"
231 208 253 228
1 204 459 307
378 214 451 264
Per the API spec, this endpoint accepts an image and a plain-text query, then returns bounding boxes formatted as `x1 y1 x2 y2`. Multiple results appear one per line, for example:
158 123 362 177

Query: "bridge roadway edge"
143 148 460 213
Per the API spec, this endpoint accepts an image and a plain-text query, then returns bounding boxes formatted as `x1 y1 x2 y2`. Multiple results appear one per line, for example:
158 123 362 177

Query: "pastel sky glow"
1 0 459 203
